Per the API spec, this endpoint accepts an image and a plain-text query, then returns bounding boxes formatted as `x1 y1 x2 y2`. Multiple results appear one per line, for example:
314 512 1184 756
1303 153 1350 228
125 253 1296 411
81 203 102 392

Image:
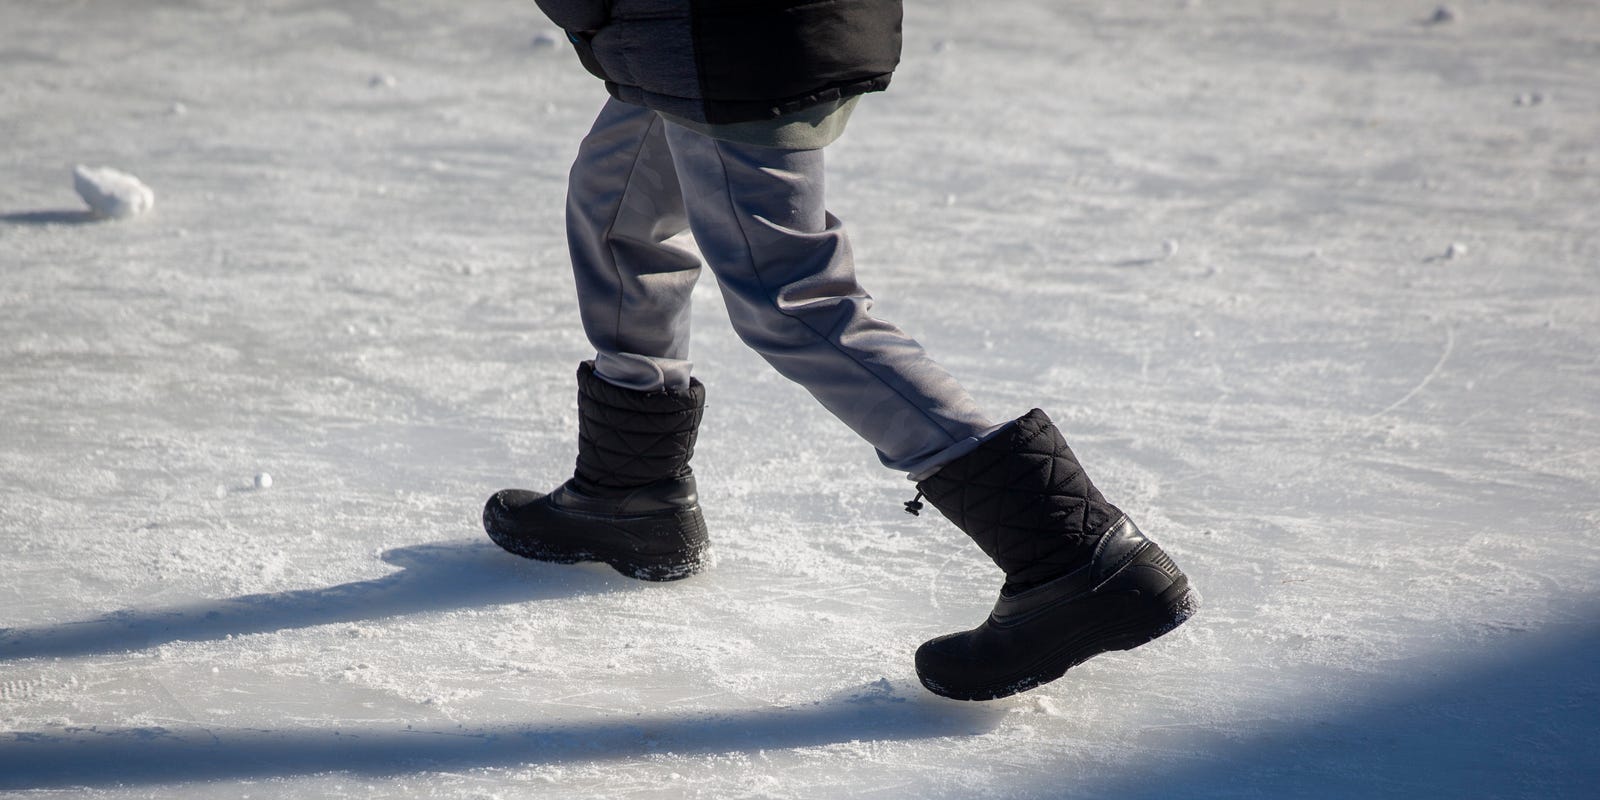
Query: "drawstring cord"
903 490 924 516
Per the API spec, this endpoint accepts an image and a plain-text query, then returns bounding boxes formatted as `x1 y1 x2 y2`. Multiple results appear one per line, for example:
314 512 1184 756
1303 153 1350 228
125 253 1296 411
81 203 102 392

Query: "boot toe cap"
915 629 1017 701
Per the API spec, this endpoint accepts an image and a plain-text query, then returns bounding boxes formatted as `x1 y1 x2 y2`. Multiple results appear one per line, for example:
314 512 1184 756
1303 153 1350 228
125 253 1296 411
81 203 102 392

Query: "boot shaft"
915 408 1123 588
574 361 706 490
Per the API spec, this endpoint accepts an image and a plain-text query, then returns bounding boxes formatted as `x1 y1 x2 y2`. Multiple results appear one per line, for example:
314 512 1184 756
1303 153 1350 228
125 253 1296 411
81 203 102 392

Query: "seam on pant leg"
595 112 667 354
706 138 964 447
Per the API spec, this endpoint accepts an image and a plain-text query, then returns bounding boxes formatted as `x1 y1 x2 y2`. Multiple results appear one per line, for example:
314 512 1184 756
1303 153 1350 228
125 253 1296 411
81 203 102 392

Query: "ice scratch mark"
1527 445 1600 469
1160 469 1218 490
661 691 736 708
759 581 877 606
927 549 969 613
1367 326 1455 421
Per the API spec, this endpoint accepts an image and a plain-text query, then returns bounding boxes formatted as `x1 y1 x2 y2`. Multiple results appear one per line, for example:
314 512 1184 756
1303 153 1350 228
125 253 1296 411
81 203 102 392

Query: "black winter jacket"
536 0 903 124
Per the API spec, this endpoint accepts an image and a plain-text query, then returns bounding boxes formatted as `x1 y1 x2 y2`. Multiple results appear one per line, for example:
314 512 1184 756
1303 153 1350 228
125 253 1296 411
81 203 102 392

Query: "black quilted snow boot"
907 409 1199 700
483 361 710 581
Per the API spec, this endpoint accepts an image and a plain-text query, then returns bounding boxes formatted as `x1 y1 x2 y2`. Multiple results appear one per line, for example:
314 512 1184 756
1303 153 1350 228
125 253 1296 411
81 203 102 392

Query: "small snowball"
169 101 188 116
1444 242 1468 259
369 73 396 89
1428 6 1457 24
531 31 561 49
1161 239 1181 258
1514 92 1547 107
214 484 228 499
254 472 273 489
73 165 155 219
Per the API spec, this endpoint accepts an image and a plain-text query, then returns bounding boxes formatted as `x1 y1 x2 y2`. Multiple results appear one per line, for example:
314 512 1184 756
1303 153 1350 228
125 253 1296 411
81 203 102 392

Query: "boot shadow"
0 539 621 661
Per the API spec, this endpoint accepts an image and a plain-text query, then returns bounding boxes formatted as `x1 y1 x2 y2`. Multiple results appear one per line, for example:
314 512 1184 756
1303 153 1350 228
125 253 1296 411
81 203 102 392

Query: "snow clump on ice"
73 165 154 219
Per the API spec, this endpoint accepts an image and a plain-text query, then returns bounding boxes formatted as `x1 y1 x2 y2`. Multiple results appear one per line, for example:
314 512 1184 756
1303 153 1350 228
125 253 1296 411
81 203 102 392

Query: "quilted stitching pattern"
574 361 706 489
916 409 1122 586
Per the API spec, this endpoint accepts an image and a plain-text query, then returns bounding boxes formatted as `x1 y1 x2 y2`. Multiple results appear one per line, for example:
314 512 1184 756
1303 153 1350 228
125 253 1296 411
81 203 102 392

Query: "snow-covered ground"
3 1 1598 797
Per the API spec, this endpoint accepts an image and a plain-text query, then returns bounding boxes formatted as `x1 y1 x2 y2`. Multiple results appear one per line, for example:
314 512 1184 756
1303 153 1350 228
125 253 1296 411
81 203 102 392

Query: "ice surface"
2 1 1599 798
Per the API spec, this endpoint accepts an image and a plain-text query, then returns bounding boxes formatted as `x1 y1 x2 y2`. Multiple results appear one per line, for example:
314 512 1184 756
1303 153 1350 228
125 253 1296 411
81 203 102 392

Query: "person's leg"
658 121 1196 702
660 123 997 477
568 98 702 392
483 100 711 581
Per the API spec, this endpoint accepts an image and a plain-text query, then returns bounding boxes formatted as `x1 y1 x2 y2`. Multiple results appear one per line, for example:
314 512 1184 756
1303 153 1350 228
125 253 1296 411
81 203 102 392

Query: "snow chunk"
1034 696 1067 717
1424 242 1469 263
1427 6 1458 25
531 31 561 49
369 73 396 89
254 472 273 489
73 165 154 219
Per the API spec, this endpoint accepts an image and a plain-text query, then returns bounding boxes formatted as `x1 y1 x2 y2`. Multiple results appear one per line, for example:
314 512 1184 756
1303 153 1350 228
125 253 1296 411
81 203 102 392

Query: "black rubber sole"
483 492 710 582
488 530 710 582
920 581 1200 702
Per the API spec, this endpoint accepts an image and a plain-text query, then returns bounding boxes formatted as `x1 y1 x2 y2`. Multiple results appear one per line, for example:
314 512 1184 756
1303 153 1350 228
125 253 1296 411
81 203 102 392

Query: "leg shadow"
1 540 621 661
0 680 1002 790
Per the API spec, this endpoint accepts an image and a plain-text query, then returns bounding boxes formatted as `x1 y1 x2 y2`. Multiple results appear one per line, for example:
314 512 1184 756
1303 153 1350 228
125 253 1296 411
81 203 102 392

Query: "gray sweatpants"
567 98 996 478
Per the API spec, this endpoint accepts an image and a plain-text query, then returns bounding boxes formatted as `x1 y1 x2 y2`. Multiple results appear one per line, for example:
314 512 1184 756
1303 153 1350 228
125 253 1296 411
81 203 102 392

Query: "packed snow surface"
2 1 1598 797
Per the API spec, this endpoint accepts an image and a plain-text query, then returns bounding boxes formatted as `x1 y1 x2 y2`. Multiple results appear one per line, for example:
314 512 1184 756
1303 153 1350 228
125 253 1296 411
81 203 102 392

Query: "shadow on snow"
0 209 103 225
0 684 999 790
0 540 624 661
1088 613 1600 799
0 539 1002 789
6 540 1596 794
